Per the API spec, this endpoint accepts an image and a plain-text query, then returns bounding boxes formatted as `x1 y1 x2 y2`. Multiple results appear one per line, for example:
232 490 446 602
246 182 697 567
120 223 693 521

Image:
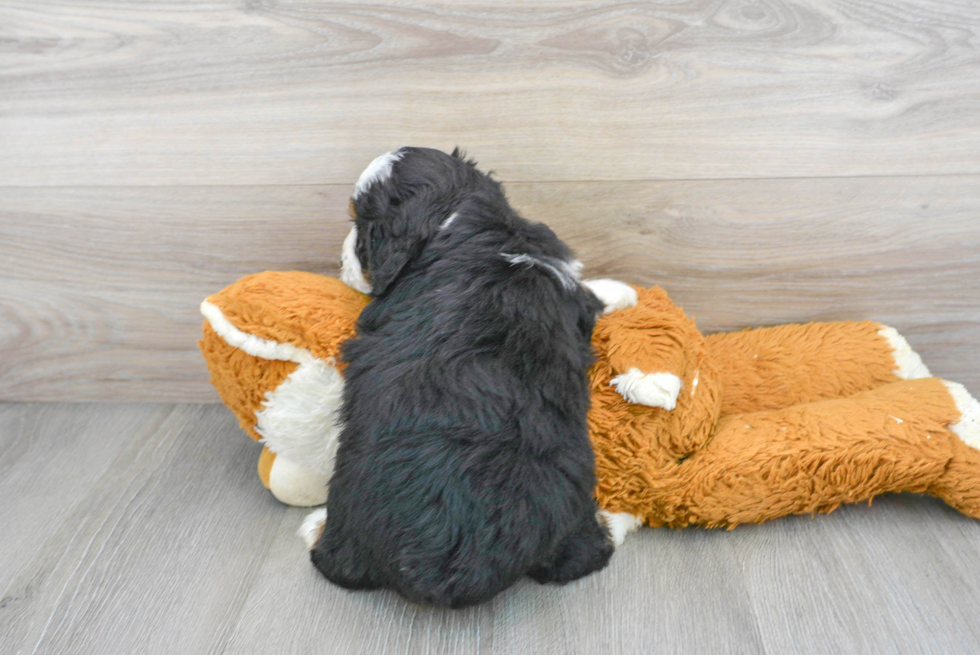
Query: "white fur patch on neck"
352 149 404 200
340 225 373 294
944 381 980 451
879 326 931 379
501 253 583 290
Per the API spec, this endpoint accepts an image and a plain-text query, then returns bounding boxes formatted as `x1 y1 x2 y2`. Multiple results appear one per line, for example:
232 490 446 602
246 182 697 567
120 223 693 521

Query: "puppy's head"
341 147 501 296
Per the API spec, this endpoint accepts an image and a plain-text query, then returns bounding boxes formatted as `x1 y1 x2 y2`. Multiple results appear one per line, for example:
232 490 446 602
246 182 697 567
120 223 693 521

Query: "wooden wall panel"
2 176 977 401
1 0 979 186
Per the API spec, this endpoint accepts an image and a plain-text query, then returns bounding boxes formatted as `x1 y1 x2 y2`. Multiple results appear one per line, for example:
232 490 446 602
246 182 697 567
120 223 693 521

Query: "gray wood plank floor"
3 402 980 655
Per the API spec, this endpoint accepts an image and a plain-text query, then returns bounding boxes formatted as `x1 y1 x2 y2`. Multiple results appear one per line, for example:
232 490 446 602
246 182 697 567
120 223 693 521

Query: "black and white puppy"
307 147 612 608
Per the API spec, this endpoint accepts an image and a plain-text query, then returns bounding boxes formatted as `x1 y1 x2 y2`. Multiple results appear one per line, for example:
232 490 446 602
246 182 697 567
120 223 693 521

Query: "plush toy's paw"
267 457 330 507
598 511 642 547
879 326 931 380
298 508 327 550
944 381 980 451
610 369 682 410
582 279 638 315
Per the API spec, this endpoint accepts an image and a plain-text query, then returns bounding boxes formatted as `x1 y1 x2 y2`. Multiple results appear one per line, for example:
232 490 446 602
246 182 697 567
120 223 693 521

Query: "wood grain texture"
0 404 286 655
2 176 978 401
0 403 148 595
4 403 980 654
223 506 764 655
2 0 980 185
733 496 980 654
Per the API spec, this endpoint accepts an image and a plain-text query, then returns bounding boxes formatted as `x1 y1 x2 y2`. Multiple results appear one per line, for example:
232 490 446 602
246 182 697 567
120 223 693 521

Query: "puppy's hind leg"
303 511 382 591
527 510 614 585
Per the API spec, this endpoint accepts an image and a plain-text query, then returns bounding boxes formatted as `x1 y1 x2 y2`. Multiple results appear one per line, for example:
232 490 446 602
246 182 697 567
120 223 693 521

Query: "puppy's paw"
598 511 643 547
582 279 638 315
610 369 682 410
298 508 327 550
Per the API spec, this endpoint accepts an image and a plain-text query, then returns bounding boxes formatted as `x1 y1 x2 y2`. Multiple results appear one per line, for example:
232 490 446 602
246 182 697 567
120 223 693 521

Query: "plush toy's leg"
257 445 329 507
704 321 928 415
927 382 980 518
671 377 972 527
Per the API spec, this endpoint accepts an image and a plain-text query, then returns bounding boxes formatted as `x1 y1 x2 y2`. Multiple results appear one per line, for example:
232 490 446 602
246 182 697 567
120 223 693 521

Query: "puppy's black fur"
311 147 612 608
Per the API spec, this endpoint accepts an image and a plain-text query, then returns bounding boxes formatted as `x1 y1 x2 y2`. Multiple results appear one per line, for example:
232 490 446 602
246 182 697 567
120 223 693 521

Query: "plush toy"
199 271 368 507
200 270 980 539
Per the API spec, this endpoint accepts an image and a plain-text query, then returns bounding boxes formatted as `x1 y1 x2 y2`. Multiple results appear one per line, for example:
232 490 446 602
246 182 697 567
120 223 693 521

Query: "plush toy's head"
199 271 368 505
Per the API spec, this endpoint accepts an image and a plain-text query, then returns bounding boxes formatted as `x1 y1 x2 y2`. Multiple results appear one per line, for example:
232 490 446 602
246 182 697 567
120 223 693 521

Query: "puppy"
309 147 613 608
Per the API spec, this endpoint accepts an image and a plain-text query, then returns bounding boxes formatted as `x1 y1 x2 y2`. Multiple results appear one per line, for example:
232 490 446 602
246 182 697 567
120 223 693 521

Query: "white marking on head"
440 212 458 230
501 253 582 290
352 149 404 200
340 225 373 294
201 300 315 365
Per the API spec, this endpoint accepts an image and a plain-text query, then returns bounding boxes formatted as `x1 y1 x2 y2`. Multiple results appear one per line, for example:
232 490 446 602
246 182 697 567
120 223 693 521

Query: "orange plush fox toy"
200 270 980 540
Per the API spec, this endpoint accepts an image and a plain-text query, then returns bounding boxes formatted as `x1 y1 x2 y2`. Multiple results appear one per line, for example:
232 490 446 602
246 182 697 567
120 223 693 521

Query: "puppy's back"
315 151 608 607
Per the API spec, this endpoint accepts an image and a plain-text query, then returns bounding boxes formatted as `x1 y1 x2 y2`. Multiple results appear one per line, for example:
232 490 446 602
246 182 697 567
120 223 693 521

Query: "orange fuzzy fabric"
588 288 973 526
200 321 296 442
203 271 369 362
257 446 276 489
201 273 978 526
705 321 901 415
595 378 961 527
199 271 369 441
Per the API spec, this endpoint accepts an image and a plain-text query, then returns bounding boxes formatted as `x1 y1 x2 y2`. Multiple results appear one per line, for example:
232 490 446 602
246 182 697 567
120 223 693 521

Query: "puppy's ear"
368 235 425 296
576 286 604 342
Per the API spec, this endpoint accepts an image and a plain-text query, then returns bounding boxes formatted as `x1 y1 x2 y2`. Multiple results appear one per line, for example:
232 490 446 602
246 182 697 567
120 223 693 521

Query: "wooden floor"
2 402 980 654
